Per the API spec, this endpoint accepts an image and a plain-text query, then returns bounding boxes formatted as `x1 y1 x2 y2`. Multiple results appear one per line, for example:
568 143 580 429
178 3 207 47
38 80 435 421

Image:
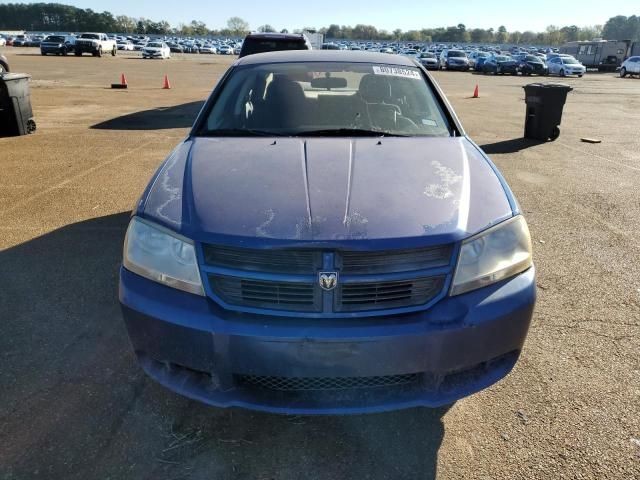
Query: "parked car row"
1 32 624 78
0 32 243 59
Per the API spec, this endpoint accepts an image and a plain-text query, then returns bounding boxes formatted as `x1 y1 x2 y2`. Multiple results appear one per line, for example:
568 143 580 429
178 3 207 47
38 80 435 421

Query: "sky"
10 0 639 32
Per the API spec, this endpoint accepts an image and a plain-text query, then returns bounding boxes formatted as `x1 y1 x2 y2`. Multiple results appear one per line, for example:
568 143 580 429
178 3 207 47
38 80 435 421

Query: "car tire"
560 69 566 77
96 46 102 57
620 67 627 78
75 50 81 56
578 74 583 78
549 126 560 141
61 47 67 56
41 51 46 56
112 46 117 56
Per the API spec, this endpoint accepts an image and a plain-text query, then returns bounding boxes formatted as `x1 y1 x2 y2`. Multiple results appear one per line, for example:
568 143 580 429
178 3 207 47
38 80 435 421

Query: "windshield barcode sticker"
372 66 421 79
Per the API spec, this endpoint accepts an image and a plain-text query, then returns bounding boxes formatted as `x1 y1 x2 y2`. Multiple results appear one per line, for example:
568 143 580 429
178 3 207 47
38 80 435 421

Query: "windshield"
198 62 452 137
495 55 509 61
80 34 100 39
448 50 466 57
45 36 65 42
147 42 162 48
563 57 579 64
420 53 435 58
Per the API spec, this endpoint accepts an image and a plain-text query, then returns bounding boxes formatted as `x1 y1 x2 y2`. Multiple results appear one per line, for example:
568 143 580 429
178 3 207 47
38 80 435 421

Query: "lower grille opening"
337 276 445 312
210 275 320 312
235 373 422 391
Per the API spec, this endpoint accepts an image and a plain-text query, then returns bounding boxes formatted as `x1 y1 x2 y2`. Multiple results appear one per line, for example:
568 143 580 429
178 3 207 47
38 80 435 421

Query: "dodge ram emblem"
319 272 338 291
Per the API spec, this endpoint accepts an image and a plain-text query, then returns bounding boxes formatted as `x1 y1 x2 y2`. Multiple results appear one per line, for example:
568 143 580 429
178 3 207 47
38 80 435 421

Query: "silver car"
547 55 585 77
620 56 640 78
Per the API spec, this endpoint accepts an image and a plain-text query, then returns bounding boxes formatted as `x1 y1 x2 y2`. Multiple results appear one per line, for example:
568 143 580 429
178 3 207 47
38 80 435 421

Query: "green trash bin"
523 83 572 141
0 73 36 137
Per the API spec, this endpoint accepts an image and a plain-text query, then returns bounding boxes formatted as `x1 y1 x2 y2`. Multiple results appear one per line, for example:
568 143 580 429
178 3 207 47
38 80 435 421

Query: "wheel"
96 46 102 57
26 119 36 134
578 74 583 78
549 126 560 141
112 46 117 56
61 47 67 56
75 50 81 56
560 69 566 77
41 51 46 56
620 67 627 78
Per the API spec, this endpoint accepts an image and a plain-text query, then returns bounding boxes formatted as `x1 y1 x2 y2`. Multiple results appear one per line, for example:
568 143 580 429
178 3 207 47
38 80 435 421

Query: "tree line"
0 3 638 46
0 3 250 36
321 24 605 45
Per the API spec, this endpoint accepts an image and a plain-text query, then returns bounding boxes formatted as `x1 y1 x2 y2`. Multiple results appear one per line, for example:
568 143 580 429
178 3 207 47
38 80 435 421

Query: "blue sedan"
119 50 536 414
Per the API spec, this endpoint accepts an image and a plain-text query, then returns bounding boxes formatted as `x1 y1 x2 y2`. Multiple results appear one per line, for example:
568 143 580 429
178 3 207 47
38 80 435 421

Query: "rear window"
241 38 307 57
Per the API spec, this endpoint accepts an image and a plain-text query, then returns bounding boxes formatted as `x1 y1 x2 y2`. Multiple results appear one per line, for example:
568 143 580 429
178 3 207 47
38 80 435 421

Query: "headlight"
451 216 532 296
123 217 204 296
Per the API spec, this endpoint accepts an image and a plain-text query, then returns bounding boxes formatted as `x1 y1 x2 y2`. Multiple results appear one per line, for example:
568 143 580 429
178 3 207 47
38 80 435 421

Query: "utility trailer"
559 40 629 71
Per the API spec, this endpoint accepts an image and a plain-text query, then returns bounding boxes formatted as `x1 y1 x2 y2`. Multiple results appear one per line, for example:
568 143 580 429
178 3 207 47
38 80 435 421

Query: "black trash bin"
523 83 572 141
0 73 36 137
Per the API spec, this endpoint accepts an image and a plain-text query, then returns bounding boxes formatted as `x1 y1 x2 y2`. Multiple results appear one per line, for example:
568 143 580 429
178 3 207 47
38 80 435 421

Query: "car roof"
234 50 418 67
245 32 305 40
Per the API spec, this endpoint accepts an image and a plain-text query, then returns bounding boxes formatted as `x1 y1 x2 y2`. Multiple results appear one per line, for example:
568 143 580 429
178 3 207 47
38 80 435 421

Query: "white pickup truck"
74 33 117 57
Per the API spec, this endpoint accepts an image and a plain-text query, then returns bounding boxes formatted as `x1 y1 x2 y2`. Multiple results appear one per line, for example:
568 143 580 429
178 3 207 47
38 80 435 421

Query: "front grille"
340 246 452 274
210 275 320 312
337 276 445 312
203 245 452 314
235 373 421 391
203 245 321 274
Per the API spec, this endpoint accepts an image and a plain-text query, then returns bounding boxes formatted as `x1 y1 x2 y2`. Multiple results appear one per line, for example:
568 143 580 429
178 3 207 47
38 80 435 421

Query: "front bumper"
41 46 64 53
120 267 536 414
446 63 470 71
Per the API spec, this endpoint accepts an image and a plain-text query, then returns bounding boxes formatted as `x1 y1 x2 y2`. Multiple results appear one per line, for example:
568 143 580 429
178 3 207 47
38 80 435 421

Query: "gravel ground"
0 47 639 480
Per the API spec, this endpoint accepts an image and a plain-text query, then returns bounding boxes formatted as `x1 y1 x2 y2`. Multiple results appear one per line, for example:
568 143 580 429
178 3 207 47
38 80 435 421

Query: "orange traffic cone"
111 73 128 89
473 84 479 98
163 75 171 89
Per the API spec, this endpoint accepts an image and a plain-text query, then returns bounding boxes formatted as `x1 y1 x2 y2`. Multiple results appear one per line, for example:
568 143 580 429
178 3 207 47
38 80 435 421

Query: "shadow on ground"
0 212 449 480
91 101 204 130
480 137 544 154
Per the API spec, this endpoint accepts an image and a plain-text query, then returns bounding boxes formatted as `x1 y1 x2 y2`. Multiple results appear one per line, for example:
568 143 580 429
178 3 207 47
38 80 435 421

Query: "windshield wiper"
198 128 284 137
294 128 409 137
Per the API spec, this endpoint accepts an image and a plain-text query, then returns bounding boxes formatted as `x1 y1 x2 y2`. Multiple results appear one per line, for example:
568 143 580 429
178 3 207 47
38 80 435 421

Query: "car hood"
141 137 514 244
